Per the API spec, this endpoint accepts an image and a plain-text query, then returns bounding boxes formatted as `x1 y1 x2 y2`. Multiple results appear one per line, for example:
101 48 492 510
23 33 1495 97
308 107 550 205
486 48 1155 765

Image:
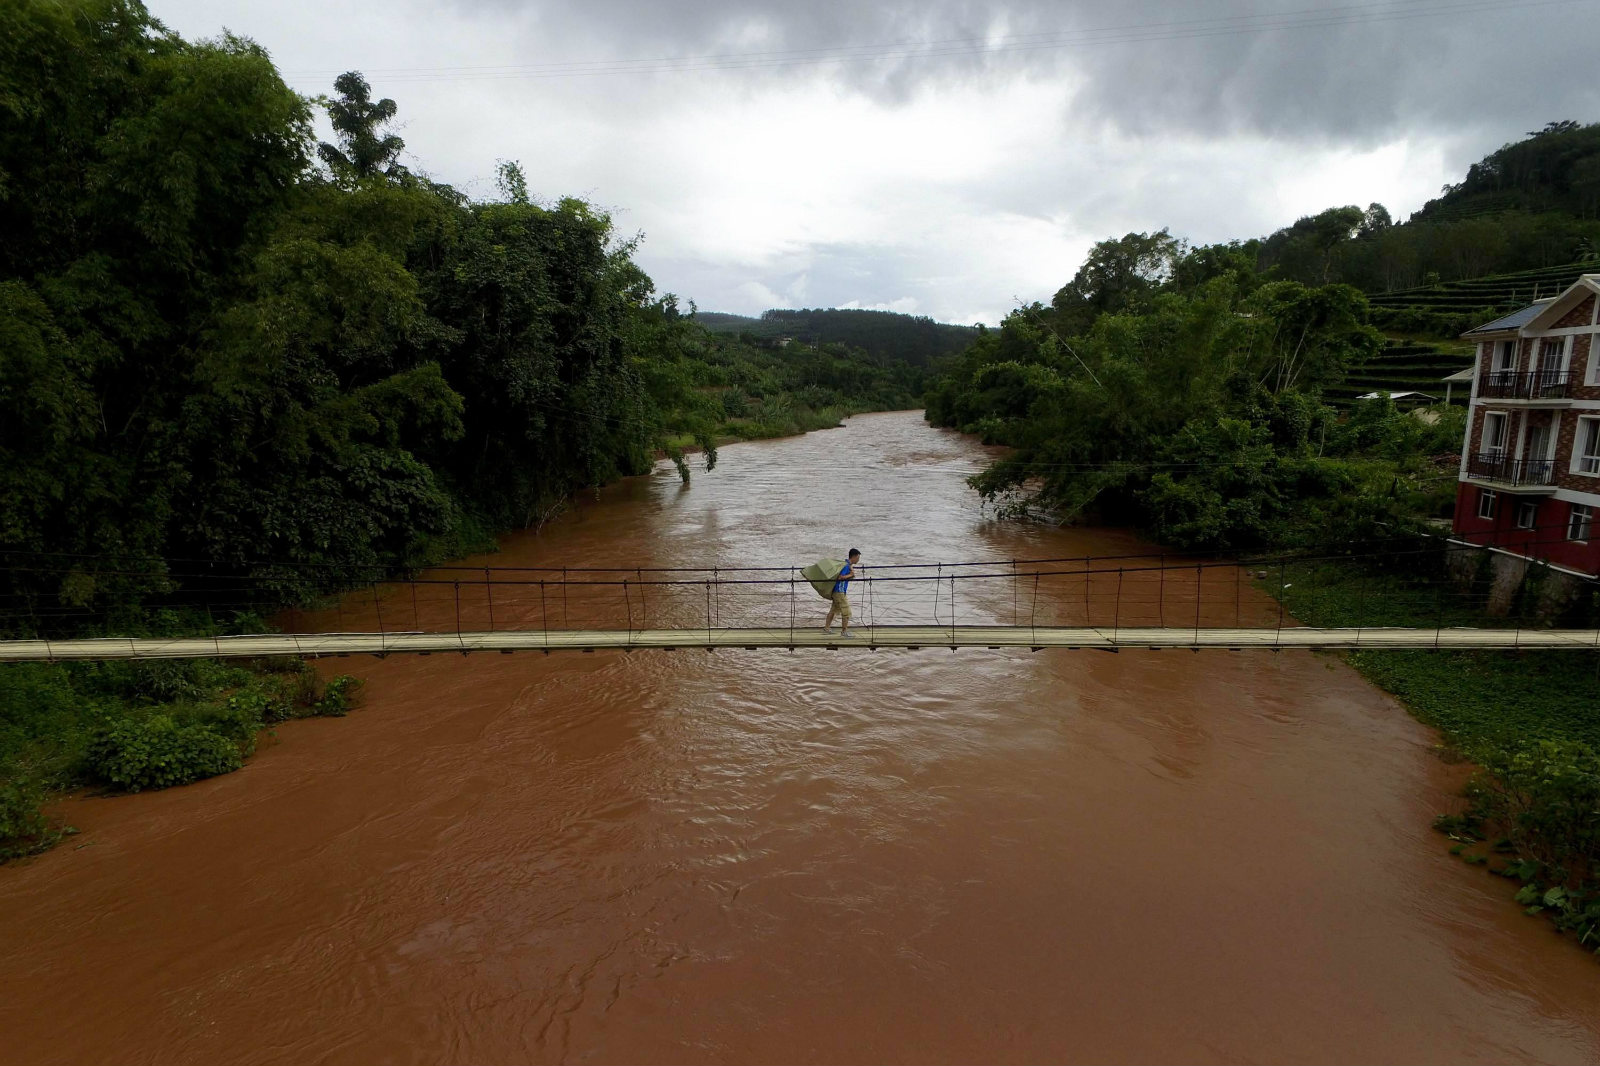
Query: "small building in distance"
1453 277 1600 578
1356 389 1438 407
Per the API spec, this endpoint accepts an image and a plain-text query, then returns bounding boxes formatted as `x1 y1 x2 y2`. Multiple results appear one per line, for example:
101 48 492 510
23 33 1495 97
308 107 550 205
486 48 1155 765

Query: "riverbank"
3 411 1595 1063
0 654 362 860
0 409 915 860
660 401 876 454
1273 555 1600 953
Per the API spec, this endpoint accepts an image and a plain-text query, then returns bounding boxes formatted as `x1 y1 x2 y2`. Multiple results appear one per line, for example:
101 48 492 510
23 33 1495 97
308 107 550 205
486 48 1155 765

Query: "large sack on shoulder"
801 558 846 600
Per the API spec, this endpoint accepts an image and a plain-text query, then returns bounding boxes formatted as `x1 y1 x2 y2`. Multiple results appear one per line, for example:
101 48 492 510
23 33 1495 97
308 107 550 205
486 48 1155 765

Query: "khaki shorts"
830 591 852 621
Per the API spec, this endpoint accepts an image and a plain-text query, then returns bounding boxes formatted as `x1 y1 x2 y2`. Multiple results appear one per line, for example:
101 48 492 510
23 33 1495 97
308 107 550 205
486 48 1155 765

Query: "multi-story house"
1453 275 1600 578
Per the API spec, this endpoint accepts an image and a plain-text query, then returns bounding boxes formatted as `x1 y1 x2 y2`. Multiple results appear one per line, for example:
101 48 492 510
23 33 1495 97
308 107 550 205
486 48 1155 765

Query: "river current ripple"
1 411 1597 1064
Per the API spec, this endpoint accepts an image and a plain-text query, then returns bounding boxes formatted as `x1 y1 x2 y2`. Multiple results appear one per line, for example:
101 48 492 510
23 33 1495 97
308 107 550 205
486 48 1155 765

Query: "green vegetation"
1277 560 1599 747
927 121 1600 955
0 0 943 629
0 0 953 856
0 653 360 859
925 242 1467 550
1275 558 1600 954
1258 123 1600 298
1324 340 1474 409
683 329 924 443
922 124 1600 547
697 308 979 366
1364 261 1594 339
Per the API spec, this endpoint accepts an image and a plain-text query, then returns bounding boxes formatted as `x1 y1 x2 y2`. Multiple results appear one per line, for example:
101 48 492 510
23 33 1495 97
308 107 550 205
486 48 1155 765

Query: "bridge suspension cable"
2 538 1597 661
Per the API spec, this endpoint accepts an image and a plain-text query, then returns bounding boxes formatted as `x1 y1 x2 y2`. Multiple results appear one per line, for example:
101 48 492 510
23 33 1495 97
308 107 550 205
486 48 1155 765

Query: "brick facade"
1453 277 1600 577
1554 294 1596 329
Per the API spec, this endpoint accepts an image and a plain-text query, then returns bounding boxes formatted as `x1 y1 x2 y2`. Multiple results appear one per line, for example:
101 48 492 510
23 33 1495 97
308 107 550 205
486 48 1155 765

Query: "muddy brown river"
2 411 1598 1064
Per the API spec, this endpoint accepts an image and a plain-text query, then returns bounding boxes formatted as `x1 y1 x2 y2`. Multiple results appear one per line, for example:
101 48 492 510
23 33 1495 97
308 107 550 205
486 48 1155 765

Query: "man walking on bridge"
823 549 861 638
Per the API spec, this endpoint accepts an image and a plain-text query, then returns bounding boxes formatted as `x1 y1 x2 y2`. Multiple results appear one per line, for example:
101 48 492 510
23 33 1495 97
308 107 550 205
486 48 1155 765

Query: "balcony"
1477 370 1574 402
1465 451 1558 492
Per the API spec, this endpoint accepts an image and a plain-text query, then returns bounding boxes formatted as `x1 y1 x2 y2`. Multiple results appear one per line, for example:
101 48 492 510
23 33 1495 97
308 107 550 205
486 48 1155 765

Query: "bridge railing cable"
3 523 1598 641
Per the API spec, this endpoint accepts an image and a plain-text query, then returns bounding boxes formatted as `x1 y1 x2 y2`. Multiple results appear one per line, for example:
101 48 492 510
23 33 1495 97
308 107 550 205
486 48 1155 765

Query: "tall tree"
1050 229 1187 333
317 71 406 180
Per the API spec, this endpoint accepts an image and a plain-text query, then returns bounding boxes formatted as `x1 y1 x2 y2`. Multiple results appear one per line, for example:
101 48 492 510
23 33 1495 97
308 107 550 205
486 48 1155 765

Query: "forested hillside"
925 122 1600 550
697 308 978 365
1255 122 1600 296
0 0 937 849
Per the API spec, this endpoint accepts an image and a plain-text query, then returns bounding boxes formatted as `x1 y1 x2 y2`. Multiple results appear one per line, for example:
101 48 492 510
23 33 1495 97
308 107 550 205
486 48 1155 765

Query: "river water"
2 410 1597 1064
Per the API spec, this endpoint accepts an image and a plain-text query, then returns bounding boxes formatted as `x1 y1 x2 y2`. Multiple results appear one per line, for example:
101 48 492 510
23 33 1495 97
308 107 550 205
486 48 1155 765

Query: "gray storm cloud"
441 0 1600 141
158 0 1600 321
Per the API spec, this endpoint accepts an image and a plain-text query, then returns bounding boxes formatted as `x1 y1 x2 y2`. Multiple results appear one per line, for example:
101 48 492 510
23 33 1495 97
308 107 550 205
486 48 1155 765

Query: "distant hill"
695 311 772 335
696 308 980 366
1412 120 1600 222
1250 122 1600 298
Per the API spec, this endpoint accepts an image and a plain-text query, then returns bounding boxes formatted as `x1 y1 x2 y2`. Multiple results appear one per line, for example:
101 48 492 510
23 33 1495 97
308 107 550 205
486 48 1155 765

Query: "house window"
1478 488 1498 520
1570 503 1593 543
1535 338 1568 395
1494 340 1517 372
1514 500 1538 530
1578 417 1600 475
1482 412 1507 454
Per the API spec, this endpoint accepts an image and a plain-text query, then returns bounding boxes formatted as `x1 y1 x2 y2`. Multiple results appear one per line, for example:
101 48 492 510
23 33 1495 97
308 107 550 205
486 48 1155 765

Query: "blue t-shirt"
833 561 853 594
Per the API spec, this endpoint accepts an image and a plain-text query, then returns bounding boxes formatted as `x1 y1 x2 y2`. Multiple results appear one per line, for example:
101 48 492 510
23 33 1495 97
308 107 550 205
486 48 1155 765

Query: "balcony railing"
1466 451 1557 486
1478 370 1573 400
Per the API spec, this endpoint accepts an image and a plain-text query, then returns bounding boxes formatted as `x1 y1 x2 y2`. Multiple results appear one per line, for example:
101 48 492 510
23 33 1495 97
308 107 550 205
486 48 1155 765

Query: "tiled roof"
1462 300 1551 335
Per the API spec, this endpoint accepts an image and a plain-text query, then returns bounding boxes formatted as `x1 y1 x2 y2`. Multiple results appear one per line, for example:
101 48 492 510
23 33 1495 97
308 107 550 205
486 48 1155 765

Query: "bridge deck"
3 625 1598 661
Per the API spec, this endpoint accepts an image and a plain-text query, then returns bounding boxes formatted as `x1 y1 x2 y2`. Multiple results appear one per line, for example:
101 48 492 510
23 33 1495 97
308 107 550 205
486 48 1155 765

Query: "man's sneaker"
841 631 859 639
821 627 834 635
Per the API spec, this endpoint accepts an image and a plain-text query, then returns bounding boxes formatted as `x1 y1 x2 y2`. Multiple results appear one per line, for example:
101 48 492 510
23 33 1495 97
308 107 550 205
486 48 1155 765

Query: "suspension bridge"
2 549 1597 661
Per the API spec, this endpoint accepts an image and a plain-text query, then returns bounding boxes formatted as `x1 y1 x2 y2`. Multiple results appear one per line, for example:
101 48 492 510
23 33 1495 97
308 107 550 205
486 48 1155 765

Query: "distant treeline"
0 0 931 630
697 308 979 366
928 254 1463 551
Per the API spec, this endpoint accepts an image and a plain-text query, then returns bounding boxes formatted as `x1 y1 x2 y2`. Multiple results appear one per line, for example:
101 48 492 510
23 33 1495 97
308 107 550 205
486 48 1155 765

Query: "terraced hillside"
1364 262 1594 338
1369 262 1590 315
1325 341 1474 408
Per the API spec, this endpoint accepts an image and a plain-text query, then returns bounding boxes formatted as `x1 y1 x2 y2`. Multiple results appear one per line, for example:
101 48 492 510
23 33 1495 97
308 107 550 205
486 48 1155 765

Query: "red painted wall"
1452 483 1600 575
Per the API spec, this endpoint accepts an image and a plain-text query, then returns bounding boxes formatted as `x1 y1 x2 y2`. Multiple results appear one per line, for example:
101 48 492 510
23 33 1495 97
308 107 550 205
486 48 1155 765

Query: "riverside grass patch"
0 660 363 859
1437 739 1600 957
1269 558 1600 955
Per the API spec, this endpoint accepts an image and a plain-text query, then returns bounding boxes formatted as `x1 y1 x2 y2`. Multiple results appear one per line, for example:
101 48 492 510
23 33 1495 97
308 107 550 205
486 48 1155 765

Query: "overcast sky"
156 0 1600 325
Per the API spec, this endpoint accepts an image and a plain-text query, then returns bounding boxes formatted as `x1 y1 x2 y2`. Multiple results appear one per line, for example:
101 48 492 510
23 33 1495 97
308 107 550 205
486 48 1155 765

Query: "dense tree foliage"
0 0 927 626
927 242 1463 550
927 123 1600 548
1258 124 1600 293
697 308 978 366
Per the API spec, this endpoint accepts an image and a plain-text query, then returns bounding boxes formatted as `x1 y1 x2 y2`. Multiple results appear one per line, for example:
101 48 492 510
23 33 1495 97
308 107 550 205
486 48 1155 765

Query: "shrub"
1447 738 1600 953
85 716 243 792
1466 739 1600 875
195 692 272 755
0 779 50 859
313 675 363 717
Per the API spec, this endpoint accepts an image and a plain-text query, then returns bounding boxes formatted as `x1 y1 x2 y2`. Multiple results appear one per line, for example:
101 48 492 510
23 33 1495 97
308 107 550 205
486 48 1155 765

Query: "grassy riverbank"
1276 559 1600 748
1273 557 1600 953
0 405 904 862
1 649 360 861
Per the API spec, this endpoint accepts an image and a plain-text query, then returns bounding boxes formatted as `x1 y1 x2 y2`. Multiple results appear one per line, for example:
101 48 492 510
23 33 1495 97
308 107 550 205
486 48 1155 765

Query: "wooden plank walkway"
3 625 1598 661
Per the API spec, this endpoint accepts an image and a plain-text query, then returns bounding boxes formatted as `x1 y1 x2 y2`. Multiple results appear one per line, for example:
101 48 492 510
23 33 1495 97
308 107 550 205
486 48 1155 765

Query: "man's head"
848 548 861 561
